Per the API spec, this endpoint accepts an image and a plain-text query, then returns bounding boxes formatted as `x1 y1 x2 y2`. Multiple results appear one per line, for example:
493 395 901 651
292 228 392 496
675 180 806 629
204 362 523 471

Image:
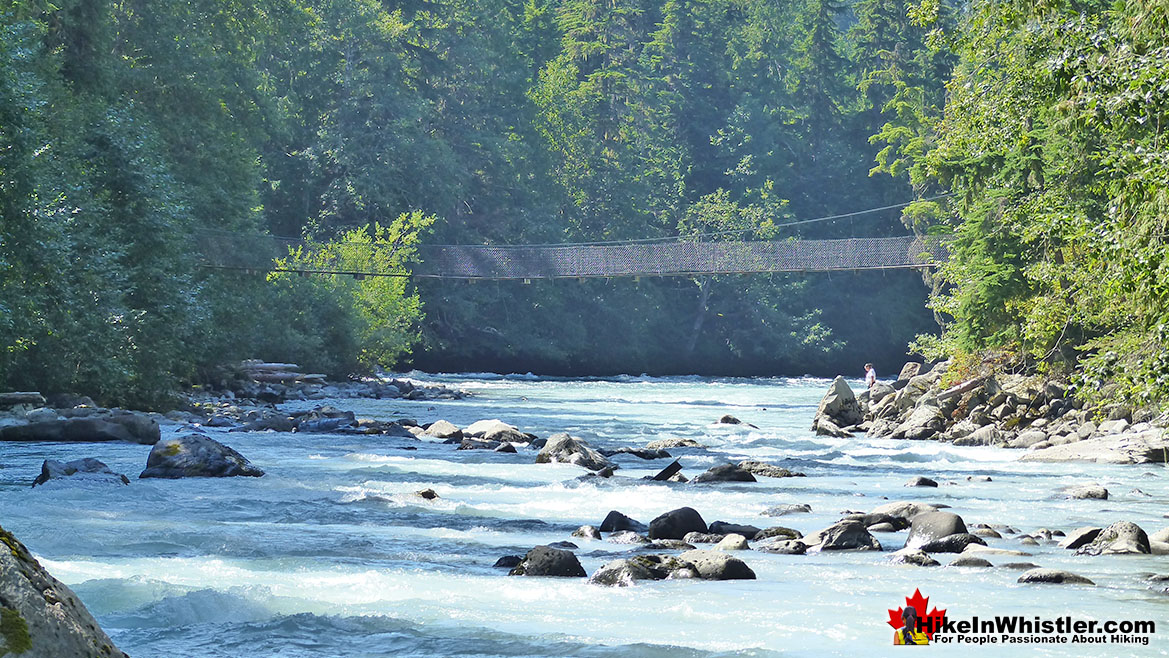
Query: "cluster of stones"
199 360 467 404
811 362 1169 463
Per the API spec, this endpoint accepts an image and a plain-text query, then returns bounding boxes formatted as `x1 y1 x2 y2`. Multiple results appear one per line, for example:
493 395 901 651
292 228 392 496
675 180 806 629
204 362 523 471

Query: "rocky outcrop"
140 434 265 478
0 524 129 657
648 507 708 540
535 433 614 471
841 361 1169 464
32 458 129 487
209 361 466 403
508 546 586 577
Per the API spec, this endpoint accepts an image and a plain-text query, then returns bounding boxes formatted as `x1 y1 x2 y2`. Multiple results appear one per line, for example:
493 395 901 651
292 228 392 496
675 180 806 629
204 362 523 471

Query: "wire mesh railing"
194 230 947 279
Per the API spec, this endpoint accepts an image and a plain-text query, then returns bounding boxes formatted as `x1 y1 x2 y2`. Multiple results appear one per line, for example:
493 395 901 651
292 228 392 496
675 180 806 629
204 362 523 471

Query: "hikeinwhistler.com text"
922 615 1156 646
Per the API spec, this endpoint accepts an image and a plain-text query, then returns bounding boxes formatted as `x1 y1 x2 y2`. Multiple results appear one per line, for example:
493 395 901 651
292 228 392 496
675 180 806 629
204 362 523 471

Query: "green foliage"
2 0 957 399
884 0 1169 409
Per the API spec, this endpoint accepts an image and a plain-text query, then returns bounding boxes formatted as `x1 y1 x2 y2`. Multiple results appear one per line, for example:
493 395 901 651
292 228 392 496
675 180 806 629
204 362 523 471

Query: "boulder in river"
888 548 939 567
645 437 704 450
755 539 807 554
648 507 708 540
736 460 804 478
677 550 756 580
465 419 529 443
507 546 587 577
811 376 863 432
904 476 938 487
691 464 756 483
422 420 462 439
905 511 967 549
1075 521 1150 556
32 458 129 487
917 533 986 553
599 510 647 534
139 434 265 479
762 503 812 517
708 521 761 537
0 524 129 657
1017 569 1095 585
588 555 699 586
535 433 614 471
806 520 881 551
1066 484 1108 500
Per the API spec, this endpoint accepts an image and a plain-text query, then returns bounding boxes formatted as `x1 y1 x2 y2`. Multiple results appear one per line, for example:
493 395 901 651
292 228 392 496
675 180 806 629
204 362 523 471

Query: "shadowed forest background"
2 0 1167 410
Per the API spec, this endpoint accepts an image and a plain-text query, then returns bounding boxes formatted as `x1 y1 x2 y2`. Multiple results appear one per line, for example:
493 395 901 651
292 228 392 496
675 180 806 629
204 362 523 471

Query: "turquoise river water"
0 373 1166 657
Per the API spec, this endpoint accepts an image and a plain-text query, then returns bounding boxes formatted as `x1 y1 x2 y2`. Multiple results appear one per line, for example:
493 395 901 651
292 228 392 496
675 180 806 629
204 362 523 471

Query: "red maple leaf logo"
887 588 947 640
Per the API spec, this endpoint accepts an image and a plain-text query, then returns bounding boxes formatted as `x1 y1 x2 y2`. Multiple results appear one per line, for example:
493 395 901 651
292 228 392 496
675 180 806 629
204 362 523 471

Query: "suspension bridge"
193 199 949 280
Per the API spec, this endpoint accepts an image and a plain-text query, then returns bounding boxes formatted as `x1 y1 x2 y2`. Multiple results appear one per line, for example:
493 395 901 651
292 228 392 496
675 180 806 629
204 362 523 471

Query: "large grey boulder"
508 546 586 577
422 420 462 439
535 433 613 471
140 434 264 479
32 458 129 487
0 414 159 444
648 507 708 540
0 524 129 657
806 520 881 551
1075 521 1150 555
677 550 756 580
905 511 967 549
812 376 863 431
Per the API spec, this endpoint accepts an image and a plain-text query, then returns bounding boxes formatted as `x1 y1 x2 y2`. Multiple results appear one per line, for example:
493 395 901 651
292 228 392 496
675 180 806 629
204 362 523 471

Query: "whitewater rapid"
1 374 1166 657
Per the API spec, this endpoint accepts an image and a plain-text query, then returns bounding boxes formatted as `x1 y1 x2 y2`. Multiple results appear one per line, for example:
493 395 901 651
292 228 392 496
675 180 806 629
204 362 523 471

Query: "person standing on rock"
864 363 877 389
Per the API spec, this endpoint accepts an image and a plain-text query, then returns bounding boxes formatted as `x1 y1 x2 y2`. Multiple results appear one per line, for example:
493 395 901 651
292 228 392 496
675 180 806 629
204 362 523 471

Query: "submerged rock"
762 503 812 517
0 524 129 657
508 546 587 577
139 434 264 479
32 458 129 487
572 525 601 540
917 533 986 553
1066 484 1109 500
888 548 939 567
755 539 807 554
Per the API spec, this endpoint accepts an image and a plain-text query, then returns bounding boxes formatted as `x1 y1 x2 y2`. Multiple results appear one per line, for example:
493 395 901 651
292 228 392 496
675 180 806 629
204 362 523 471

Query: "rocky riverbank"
812 361 1169 464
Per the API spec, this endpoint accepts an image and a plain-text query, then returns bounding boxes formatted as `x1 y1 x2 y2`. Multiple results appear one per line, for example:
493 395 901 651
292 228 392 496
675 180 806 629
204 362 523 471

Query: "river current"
1 374 1167 657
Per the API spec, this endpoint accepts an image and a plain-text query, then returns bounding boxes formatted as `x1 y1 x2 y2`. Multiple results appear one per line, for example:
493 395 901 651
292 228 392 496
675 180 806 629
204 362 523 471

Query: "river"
1 374 1166 656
